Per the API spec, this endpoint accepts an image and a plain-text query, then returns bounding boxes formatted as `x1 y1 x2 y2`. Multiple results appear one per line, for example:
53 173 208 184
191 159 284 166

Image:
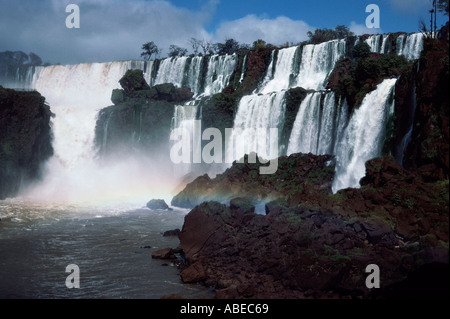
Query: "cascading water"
152 54 237 97
396 33 424 60
287 92 322 155
365 34 382 53
228 92 286 161
294 39 346 90
21 60 176 205
153 56 189 89
286 91 349 156
258 46 299 94
202 54 238 96
332 78 397 193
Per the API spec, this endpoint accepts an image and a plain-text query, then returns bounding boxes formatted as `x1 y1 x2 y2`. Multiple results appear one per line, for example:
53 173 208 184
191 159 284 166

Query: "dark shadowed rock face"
0 86 53 199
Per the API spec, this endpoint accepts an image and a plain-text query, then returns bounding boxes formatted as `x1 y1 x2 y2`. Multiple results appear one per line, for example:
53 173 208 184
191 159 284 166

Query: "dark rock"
0 87 53 200
229 197 255 214
146 199 170 210
151 248 175 259
180 262 207 283
119 69 150 95
161 294 183 299
163 229 181 237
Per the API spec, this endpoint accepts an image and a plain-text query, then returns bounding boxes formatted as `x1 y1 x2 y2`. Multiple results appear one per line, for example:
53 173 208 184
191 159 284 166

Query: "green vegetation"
307 25 355 44
328 46 411 110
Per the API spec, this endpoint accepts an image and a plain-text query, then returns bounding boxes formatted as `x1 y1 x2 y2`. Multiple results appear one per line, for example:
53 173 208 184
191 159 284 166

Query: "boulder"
146 199 170 210
180 262 207 283
151 248 175 260
163 229 181 237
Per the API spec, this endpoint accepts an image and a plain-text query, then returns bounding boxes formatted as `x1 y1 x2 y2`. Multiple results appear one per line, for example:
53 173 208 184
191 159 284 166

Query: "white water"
294 39 346 90
365 34 382 53
396 33 424 60
153 56 189 89
153 54 237 97
202 54 238 96
258 46 299 94
287 92 322 155
332 78 397 192
228 92 286 161
20 61 176 206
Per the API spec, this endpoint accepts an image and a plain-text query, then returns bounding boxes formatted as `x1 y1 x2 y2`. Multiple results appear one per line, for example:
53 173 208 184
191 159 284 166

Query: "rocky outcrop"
172 154 448 299
171 153 334 209
0 86 53 199
94 70 194 158
146 199 170 210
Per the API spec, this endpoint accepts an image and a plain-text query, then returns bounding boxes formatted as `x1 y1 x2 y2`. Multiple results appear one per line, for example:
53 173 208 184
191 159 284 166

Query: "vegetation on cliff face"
327 42 410 112
0 86 53 199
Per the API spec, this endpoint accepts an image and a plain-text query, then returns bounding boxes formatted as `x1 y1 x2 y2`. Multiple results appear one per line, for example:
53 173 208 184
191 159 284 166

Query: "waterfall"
287 93 322 155
332 78 397 193
228 92 286 161
202 54 238 96
365 34 382 53
151 54 237 97
317 92 340 155
286 91 348 156
366 34 391 54
396 33 423 60
20 60 176 204
395 82 417 165
401 33 424 61
153 56 189 89
294 39 346 90
239 54 248 83
258 46 299 94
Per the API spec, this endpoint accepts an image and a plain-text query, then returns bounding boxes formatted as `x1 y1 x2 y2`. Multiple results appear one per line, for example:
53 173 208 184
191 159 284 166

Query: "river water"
0 198 213 299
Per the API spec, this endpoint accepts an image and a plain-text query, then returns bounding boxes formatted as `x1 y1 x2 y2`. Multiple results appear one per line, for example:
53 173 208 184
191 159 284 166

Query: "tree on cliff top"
141 41 160 60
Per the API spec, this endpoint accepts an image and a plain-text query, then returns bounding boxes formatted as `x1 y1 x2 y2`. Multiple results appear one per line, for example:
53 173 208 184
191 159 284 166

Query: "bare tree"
200 40 215 55
188 38 201 56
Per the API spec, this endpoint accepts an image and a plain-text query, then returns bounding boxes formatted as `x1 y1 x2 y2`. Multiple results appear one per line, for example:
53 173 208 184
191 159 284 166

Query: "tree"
141 41 160 60
252 39 267 50
335 25 355 39
29 52 42 66
200 40 215 55
168 45 188 58
216 38 240 55
188 38 201 55
437 0 449 15
352 41 371 59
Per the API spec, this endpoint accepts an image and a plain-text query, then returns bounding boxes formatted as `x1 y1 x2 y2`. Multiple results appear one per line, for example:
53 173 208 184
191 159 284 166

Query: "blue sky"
0 0 447 64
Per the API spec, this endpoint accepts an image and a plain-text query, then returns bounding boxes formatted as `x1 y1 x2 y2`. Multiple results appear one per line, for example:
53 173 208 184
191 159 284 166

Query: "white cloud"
214 14 313 46
0 0 216 64
349 21 383 35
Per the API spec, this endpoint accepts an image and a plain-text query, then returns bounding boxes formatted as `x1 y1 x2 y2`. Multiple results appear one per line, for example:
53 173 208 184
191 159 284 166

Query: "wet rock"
180 262 207 283
151 248 175 259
